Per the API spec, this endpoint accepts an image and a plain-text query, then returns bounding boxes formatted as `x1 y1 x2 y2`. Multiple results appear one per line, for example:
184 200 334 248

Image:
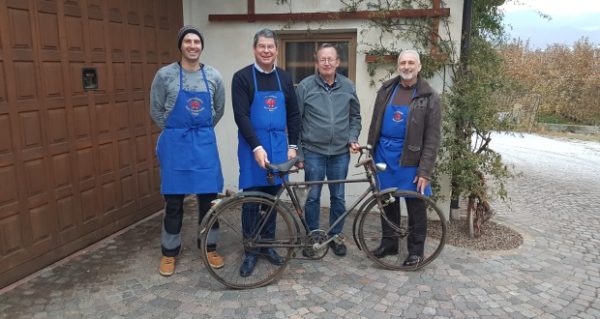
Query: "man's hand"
254 147 269 169
287 148 297 160
413 176 429 194
288 148 303 168
349 142 361 154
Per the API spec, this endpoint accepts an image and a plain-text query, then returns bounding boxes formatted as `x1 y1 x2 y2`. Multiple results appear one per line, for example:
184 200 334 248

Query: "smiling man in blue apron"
366 50 441 267
150 26 226 276
231 29 300 277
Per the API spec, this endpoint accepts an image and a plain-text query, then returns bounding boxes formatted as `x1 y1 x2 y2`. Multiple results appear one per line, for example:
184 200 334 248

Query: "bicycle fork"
351 190 397 251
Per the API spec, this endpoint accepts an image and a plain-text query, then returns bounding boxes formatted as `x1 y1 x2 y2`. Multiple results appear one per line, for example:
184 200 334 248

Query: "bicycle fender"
351 187 397 251
200 191 275 231
203 190 302 241
231 191 278 201
235 191 302 241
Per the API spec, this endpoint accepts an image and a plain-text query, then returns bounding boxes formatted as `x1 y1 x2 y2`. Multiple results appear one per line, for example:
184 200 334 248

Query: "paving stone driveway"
1 133 599 318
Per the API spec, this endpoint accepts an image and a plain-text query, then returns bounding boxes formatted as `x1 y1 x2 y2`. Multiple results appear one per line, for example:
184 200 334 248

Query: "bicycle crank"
305 229 329 259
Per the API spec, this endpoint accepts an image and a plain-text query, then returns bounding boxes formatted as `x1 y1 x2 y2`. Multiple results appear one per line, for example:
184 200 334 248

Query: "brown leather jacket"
366 75 441 179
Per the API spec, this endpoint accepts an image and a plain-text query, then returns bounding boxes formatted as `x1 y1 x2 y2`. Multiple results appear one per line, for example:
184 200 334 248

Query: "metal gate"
0 0 182 288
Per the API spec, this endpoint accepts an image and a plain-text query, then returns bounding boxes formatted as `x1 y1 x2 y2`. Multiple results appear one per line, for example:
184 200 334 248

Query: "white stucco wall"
182 0 464 217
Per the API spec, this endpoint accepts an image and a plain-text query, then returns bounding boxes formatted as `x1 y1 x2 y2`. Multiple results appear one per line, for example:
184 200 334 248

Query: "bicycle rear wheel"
199 195 296 289
356 190 446 271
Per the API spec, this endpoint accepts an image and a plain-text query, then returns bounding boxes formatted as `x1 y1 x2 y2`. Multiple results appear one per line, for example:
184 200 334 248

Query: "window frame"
277 30 357 84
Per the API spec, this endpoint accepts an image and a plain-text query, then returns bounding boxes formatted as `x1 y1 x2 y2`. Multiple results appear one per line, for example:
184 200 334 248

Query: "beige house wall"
182 0 465 217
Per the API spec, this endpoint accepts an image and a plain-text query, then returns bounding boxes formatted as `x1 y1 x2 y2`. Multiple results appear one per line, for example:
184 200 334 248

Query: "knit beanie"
177 25 204 51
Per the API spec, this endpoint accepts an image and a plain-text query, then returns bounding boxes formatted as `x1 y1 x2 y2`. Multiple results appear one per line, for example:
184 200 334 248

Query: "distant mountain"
502 10 599 48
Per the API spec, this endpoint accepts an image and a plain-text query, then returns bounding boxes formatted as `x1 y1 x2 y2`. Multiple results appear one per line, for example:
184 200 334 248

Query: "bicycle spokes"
356 191 446 271
200 196 296 289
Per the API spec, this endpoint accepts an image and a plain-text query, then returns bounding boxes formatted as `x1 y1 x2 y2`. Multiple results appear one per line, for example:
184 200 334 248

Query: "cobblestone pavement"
1 133 599 318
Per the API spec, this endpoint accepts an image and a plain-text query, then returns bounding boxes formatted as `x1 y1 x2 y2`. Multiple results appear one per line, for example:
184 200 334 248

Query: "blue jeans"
303 150 350 236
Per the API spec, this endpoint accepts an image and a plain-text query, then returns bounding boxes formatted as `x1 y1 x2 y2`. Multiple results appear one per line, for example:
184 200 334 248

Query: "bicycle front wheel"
357 190 446 271
199 195 296 289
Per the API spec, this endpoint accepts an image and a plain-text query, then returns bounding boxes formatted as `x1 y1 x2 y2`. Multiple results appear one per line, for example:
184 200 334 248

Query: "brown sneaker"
159 256 175 276
206 251 224 269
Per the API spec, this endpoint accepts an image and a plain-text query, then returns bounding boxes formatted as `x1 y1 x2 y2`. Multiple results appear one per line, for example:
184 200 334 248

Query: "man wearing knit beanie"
177 25 204 51
150 25 225 276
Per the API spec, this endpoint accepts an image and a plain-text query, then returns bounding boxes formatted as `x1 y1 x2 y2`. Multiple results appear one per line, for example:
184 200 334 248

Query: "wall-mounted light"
82 67 98 91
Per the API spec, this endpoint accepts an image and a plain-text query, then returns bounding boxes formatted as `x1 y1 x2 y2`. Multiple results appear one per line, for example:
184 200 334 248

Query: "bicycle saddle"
266 157 299 173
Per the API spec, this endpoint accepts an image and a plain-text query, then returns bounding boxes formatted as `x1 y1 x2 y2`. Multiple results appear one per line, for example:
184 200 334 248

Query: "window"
277 31 357 85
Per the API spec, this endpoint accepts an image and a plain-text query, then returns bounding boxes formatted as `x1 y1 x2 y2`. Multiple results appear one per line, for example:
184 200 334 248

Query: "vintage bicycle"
199 145 446 289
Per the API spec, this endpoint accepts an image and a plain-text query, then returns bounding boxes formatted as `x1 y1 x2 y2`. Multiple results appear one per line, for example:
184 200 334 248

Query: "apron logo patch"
186 97 204 115
392 110 404 122
263 95 278 112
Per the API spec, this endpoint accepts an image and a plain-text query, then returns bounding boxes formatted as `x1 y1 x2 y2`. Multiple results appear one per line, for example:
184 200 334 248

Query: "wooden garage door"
0 0 182 288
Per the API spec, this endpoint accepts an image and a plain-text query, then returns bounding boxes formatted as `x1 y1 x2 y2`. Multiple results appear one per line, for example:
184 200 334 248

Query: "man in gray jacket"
296 43 361 257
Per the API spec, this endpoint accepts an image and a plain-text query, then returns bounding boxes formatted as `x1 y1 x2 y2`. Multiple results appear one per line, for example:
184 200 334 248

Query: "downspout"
450 0 473 209
460 0 473 68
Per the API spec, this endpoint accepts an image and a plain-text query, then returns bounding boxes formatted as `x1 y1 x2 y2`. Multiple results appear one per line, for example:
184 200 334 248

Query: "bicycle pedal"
334 234 346 243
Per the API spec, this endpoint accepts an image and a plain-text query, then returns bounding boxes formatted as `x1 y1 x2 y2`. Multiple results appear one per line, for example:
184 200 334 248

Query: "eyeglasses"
318 57 338 64
256 44 276 51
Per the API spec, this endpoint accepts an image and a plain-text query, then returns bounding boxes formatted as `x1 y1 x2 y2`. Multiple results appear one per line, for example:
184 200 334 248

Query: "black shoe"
302 248 315 258
262 248 285 265
371 245 398 258
239 254 258 277
329 241 347 256
403 255 422 266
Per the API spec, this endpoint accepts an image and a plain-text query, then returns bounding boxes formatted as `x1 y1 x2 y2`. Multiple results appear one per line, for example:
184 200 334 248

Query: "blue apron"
156 65 224 194
375 85 432 196
237 67 288 189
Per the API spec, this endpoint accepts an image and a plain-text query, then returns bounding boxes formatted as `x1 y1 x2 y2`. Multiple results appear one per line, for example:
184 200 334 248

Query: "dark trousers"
381 197 427 256
241 185 280 255
161 193 218 257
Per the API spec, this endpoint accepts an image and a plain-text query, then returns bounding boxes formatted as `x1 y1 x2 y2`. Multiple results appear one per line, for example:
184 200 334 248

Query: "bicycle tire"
199 195 296 289
356 190 446 271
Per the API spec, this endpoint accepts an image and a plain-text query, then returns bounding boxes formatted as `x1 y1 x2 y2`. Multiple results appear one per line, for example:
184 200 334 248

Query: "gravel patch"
430 218 523 251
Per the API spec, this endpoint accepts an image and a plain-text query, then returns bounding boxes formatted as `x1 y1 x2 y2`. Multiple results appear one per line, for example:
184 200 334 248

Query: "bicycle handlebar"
354 157 371 168
265 145 375 174
354 144 374 168
358 144 373 151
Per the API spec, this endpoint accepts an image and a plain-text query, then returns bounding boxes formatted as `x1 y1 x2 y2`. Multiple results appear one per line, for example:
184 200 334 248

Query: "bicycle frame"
244 148 396 252
199 146 447 289
281 177 373 237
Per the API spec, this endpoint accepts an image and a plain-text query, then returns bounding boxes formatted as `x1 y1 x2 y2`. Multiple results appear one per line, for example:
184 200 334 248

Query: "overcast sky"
500 0 600 48
501 0 600 16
